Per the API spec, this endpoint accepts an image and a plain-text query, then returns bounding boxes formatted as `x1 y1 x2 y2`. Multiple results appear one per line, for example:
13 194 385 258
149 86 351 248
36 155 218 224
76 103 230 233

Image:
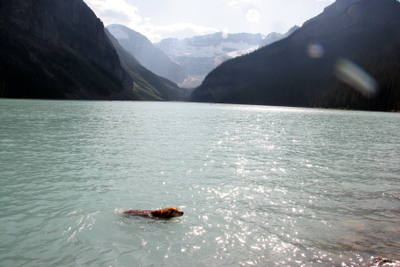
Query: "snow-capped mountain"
191 0 400 111
259 26 300 47
155 32 261 88
155 30 297 88
107 23 298 88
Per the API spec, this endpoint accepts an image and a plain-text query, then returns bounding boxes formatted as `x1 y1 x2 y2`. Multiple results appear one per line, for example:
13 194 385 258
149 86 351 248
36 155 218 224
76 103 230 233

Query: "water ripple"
1 100 399 266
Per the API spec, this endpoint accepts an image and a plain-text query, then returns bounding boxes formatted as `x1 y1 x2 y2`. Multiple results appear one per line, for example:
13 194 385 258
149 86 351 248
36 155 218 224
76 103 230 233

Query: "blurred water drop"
246 9 260 23
334 58 378 98
307 43 325 58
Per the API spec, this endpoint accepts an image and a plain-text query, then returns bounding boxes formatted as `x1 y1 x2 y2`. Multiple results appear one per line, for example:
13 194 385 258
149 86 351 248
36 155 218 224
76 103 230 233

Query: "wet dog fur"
123 207 184 219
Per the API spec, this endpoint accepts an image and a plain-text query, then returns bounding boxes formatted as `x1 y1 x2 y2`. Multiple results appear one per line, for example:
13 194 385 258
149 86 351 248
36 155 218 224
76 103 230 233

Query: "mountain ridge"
0 0 140 100
104 29 189 101
155 30 295 88
191 0 400 111
107 24 188 85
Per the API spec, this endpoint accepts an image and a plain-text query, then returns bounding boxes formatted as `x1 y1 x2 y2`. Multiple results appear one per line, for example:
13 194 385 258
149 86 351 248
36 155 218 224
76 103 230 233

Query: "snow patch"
166 40 259 58
107 25 129 40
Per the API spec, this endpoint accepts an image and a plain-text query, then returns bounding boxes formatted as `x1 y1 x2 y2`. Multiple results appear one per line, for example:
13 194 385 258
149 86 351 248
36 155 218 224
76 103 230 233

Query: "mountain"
191 0 400 111
155 32 264 88
0 0 140 100
259 26 300 47
105 29 189 101
107 24 187 85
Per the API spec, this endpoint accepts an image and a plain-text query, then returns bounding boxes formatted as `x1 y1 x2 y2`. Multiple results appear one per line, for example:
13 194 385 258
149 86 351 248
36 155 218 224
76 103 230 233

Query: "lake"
0 99 399 266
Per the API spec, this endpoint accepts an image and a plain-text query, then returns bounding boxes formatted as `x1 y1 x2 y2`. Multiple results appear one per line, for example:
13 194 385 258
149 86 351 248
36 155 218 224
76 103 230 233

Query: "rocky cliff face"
191 0 400 111
0 0 140 100
107 24 188 85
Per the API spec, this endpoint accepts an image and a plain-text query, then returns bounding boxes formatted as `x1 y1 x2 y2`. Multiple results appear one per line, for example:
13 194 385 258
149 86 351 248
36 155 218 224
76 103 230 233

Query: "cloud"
226 0 261 8
140 22 219 42
84 0 142 25
224 0 263 25
84 0 218 42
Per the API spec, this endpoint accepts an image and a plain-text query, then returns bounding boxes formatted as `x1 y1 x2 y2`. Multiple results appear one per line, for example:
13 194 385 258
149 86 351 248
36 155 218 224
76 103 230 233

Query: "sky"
83 0 335 43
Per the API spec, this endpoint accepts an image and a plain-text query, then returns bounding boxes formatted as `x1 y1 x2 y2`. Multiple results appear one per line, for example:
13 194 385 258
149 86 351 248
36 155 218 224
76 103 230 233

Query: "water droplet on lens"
334 58 378 98
246 9 261 23
307 43 325 58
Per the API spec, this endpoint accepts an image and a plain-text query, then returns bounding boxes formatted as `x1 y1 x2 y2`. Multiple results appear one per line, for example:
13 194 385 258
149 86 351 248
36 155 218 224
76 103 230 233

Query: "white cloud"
84 0 218 42
227 1 238 7
226 0 260 8
84 0 142 26
84 0 336 42
139 22 218 43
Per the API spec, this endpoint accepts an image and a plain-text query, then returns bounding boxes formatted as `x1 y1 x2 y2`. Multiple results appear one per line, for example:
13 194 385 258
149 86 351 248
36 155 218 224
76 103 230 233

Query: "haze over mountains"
192 0 400 111
154 31 291 88
104 29 188 101
107 25 297 89
107 24 188 85
1 0 399 111
0 0 185 101
259 26 300 47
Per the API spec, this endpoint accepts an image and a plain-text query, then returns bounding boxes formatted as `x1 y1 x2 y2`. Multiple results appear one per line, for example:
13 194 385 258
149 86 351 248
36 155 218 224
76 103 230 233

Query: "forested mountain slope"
105 30 189 101
0 0 140 100
107 24 188 85
192 0 400 111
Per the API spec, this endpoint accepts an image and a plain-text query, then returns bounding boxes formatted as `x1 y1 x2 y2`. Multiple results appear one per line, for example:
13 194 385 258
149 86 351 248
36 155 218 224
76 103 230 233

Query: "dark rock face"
0 0 140 100
191 0 400 111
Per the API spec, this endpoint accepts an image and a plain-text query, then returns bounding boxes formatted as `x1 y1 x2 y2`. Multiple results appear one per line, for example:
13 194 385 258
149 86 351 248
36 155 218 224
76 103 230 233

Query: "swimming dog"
123 207 184 219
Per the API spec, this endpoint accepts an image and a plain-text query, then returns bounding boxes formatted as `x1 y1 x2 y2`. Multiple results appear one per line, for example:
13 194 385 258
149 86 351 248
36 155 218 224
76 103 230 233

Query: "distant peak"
312 0 363 21
333 0 363 12
107 24 129 40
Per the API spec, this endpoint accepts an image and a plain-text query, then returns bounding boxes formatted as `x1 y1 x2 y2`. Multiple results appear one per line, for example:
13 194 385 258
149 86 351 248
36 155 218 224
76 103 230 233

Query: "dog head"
151 207 184 219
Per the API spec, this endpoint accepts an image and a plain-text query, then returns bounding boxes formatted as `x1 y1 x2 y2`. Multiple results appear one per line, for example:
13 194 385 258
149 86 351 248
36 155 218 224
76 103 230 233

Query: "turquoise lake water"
0 99 399 266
